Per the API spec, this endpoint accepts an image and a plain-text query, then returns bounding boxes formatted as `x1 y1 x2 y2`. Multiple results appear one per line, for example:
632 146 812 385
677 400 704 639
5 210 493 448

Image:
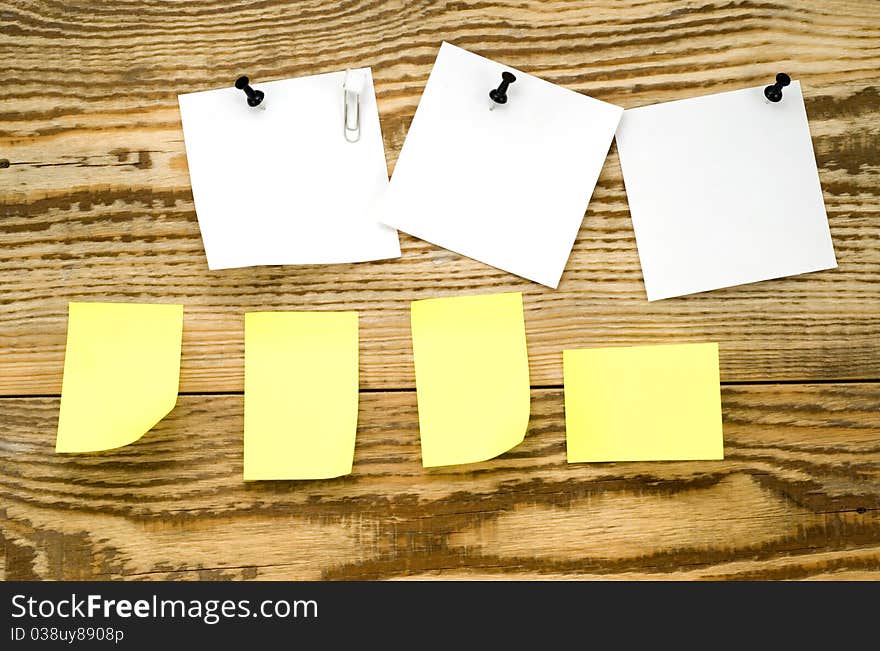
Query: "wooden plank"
2 0 879 394
1 383 878 580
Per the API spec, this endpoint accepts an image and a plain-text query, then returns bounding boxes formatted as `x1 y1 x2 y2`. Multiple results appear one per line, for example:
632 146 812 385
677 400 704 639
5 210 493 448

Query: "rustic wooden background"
2 0 879 581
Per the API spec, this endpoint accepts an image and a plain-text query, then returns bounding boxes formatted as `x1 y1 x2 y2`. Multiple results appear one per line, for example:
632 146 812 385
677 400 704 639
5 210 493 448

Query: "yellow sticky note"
411 292 530 467
56 302 183 453
244 312 359 480
564 342 723 462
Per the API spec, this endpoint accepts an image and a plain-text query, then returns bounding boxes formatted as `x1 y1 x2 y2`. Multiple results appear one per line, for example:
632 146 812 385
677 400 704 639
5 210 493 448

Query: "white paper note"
377 42 623 288
615 80 836 301
178 68 400 269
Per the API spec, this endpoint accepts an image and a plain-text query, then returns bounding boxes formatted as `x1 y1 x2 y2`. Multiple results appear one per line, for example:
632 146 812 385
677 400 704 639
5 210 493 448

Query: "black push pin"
763 73 791 103
235 76 265 109
489 71 516 110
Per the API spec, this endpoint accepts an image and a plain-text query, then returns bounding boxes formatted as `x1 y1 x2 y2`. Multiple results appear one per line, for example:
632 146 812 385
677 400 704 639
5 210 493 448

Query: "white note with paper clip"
178 68 400 269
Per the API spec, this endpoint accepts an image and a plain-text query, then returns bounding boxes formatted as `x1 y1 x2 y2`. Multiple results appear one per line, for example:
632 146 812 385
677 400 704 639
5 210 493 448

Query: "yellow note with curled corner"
411 292 530 467
56 302 183 453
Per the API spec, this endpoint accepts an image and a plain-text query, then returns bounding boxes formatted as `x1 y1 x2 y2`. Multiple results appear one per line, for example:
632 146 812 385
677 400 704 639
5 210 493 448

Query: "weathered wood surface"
1 0 878 580
1 385 878 580
2 0 879 393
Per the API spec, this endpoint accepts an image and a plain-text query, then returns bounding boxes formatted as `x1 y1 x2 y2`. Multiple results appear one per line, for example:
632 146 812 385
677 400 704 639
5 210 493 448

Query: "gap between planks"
1 377 879 400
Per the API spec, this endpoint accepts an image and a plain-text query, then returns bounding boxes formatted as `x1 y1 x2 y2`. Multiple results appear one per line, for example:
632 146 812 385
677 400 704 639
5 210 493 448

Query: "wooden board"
1 0 879 580
1 385 879 580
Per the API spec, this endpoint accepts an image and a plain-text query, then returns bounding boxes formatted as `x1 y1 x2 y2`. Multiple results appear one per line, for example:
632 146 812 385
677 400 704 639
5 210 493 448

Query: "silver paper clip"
343 69 364 143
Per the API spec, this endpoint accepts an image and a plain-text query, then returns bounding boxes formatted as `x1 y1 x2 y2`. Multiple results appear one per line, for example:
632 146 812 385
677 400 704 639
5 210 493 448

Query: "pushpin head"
235 75 265 107
489 71 517 105
763 72 791 103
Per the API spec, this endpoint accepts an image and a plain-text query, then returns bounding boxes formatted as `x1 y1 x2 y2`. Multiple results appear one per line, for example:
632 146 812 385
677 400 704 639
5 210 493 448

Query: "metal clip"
343 69 364 143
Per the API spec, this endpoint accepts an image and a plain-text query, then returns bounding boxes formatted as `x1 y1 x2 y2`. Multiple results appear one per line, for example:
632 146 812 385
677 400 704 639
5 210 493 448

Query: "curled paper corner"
56 392 179 454
423 405 530 469
411 292 531 468
55 302 184 454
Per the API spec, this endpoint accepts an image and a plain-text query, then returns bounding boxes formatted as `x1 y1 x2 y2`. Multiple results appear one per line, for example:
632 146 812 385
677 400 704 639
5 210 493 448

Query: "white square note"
377 42 623 288
615 80 836 301
178 68 400 269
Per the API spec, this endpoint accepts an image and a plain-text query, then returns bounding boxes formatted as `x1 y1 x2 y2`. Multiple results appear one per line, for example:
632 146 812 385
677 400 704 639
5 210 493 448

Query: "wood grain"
2 0 879 394
1 0 879 580
1 384 878 580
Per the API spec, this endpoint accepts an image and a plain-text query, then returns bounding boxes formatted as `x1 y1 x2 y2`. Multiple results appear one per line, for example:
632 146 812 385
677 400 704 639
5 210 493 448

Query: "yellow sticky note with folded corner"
244 311 359 480
56 302 183 453
411 292 530 467
563 342 724 462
